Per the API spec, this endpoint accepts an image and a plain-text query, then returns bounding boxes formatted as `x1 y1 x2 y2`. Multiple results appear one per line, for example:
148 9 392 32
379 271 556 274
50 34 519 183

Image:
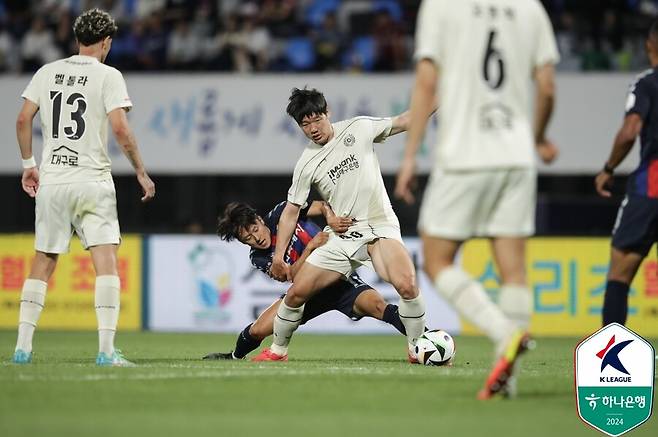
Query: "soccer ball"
415 329 456 366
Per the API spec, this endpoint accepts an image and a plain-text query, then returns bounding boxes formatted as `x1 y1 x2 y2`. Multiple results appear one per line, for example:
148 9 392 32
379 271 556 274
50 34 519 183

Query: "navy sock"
233 323 262 359
602 280 630 326
383 304 407 335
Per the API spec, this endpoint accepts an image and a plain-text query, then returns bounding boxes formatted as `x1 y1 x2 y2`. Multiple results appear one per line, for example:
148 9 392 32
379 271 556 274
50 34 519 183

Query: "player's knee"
283 289 306 308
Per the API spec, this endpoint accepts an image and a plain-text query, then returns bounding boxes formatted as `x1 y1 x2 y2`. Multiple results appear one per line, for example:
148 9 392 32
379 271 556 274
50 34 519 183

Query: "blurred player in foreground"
254 88 435 362
202 201 409 361
12 9 155 366
595 20 658 329
395 0 559 398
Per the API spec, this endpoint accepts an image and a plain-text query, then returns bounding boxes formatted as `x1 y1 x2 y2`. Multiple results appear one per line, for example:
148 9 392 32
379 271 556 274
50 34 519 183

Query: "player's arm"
395 58 438 204
108 108 155 202
289 232 329 280
16 99 40 197
389 97 438 137
595 114 643 197
308 201 353 233
533 63 558 163
270 201 301 281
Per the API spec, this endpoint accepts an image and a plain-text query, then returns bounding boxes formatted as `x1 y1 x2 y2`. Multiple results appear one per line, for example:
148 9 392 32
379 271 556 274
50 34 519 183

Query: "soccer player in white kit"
12 9 155 366
395 0 559 398
252 87 428 362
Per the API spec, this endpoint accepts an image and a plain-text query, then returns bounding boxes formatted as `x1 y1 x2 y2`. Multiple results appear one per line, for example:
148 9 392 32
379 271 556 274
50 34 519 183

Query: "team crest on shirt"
343 134 356 147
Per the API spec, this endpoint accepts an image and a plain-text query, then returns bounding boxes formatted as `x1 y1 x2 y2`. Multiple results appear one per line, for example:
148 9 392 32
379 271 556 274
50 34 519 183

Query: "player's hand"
394 158 417 205
308 232 329 249
269 257 291 282
536 140 558 164
21 167 39 198
595 171 613 198
327 214 354 233
137 171 155 202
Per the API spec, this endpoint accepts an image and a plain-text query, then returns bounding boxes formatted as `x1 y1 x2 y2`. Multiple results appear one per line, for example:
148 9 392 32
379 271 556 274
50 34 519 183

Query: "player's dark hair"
73 9 117 46
286 87 328 124
216 202 259 242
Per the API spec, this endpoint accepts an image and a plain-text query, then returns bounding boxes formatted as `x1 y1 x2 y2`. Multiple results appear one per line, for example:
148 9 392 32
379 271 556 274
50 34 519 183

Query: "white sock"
434 266 515 344
498 284 532 330
95 275 120 355
270 301 305 356
398 293 426 347
15 279 47 353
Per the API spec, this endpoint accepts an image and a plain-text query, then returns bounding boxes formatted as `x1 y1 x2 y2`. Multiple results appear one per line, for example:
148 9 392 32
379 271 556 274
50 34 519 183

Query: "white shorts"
305 224 403 277
418 168 536 240
35 179 121 254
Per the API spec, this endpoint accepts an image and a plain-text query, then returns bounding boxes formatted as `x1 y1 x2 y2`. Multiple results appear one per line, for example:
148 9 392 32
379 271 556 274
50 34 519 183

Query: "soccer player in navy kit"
203 200 408 361
595 20 658 328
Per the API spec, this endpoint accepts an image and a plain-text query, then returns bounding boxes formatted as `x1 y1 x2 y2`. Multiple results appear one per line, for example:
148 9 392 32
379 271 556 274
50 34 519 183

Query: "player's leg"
367 238 426 349
14 184 69 363
89 244 130 365
204 299 281 360
423 235 516 345
603 195 655 325
603 248 644 325
255 262 343 360
491 237 531 332
351 289 406 335
13 251 58 363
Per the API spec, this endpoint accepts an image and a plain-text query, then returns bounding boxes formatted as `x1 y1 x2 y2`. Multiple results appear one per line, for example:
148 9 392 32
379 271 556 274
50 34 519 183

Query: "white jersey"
21 55 132 185
415 0 559 170
287 116 400 231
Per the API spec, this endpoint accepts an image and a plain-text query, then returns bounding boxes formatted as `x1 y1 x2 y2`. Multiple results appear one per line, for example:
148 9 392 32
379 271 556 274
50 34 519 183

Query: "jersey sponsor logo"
343 134 355 147
50 145 79 167
480 102 513 130
327 154 360 184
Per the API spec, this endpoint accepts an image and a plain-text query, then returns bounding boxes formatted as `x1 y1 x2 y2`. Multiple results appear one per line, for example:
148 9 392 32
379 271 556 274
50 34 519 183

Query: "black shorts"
611 195 658 256
280 273 372 324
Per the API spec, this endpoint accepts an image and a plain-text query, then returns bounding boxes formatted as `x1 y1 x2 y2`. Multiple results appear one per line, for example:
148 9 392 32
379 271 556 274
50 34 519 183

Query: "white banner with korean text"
0 73 640 174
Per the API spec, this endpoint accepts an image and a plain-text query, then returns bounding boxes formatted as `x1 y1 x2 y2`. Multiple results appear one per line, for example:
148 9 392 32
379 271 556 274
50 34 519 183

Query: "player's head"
73 9 117 62
286 87 333 145
216 202 271 249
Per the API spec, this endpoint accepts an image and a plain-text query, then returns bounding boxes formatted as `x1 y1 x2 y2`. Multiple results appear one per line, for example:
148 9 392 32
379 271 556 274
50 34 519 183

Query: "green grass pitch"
1 331 656 437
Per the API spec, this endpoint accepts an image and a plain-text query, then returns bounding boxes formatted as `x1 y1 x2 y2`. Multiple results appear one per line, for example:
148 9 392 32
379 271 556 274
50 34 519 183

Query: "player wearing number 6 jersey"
395 0 560 399
12 9 154 367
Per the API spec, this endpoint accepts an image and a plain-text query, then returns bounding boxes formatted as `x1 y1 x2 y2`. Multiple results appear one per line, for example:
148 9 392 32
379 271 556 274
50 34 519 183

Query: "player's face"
300 113 333 145
238 217 271 250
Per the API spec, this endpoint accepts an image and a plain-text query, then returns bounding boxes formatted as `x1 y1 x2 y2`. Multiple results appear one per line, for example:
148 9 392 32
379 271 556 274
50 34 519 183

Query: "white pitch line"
1 365 480 382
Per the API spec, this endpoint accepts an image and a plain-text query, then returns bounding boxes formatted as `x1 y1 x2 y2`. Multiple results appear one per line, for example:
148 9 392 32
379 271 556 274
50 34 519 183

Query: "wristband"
603 163 614 175
22 156 37 169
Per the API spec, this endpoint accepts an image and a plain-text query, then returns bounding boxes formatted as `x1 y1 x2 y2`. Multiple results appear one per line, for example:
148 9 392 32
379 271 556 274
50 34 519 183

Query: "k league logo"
575 323 655 436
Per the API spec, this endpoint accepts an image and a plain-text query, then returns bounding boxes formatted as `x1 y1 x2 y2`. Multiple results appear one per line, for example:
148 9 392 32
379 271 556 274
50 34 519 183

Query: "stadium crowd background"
0 0 658 73
0 0 651 235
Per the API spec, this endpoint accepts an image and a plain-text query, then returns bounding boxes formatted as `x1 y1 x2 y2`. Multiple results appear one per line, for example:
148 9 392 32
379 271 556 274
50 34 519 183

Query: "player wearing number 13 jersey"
12 9 154 367
395 0 559 399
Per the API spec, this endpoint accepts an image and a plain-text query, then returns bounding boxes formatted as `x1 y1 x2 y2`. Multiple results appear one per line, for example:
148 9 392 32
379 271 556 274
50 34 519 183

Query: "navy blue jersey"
625 67 658 197
249 201 321 274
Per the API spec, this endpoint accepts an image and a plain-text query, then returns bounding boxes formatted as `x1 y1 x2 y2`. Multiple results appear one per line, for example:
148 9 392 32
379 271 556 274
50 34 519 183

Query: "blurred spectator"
6 0 658 73
141 12 167 69
167 19 201 70
371 10 407 71
313 12 343 71
20 16 60 72
239 12 272 72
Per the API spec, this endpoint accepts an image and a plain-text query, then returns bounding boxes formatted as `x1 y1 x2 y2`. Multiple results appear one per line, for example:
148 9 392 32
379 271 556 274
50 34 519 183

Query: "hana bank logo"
187 243 233 324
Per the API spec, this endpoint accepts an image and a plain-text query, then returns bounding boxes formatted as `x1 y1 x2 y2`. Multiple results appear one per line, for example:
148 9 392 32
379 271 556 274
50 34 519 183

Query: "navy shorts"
611 195 658 256
280 273 372 324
